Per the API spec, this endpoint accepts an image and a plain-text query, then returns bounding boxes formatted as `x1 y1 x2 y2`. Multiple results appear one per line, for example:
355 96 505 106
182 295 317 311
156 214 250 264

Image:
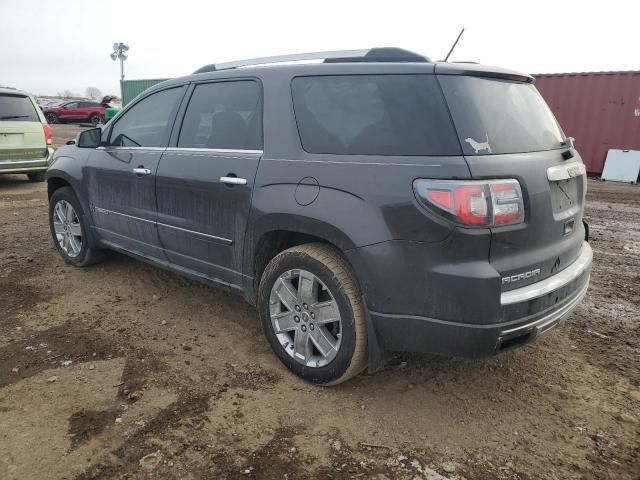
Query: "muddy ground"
0 124 638 480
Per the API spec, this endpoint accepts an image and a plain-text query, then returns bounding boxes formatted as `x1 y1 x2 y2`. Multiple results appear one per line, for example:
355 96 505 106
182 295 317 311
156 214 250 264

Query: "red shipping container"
534 71 640 174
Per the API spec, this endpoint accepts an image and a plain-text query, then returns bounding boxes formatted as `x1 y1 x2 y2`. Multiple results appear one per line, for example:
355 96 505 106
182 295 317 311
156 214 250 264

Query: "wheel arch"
47 169 95 235
243 214 359 305
47 175 72 199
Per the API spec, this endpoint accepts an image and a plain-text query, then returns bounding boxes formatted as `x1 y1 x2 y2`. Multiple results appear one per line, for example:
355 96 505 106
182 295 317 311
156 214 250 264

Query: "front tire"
45 113 58 124
49 187 103 266
258 243 367 385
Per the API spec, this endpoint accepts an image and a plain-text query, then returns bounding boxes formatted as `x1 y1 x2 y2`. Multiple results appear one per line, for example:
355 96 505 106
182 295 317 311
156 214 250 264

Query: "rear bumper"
367 242 592 357
0 148 53 173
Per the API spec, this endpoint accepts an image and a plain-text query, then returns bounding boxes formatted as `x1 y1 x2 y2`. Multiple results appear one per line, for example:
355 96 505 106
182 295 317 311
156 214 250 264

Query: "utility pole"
110 42 129 82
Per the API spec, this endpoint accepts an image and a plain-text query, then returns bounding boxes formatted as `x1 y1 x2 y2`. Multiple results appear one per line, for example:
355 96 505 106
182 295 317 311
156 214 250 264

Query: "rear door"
155 79 263 288
0 93 47 166
85 86 186 260
77 102 92 120
59 102 81 121
439 75 586 291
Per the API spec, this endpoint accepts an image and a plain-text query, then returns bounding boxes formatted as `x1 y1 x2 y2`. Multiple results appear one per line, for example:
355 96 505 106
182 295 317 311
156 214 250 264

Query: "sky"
1 0 639 97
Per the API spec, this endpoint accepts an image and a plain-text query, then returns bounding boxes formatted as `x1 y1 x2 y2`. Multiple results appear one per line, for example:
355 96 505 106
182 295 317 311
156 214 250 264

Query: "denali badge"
502 269 541 286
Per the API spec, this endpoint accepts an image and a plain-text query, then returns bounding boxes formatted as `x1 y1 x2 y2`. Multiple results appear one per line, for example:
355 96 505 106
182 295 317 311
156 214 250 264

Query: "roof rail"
193 48 430 74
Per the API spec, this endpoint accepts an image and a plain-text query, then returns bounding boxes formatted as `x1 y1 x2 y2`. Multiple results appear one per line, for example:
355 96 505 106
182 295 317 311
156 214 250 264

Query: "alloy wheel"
52 200 82 257
269 269 342 367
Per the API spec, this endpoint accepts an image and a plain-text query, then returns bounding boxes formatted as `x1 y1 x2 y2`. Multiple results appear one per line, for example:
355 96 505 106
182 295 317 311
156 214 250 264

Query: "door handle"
220 176 247 185
133 167 152 176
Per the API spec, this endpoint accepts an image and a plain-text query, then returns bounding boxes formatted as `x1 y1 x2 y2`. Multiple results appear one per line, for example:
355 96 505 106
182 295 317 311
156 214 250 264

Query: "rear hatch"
438 72 586 291
0 93 47 162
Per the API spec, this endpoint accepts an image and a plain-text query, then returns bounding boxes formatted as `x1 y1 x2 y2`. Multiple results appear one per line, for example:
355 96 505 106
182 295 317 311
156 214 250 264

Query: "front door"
85 86 186 261
155 79 263 288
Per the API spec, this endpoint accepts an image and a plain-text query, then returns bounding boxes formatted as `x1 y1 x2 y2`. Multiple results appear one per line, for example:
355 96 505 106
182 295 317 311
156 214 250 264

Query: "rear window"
0 94 39 122
291 75 460 156
439 76 564 156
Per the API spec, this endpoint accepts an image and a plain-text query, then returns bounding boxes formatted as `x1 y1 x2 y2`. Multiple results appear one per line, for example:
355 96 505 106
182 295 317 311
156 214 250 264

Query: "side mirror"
66 139 76 146
77 128 102 148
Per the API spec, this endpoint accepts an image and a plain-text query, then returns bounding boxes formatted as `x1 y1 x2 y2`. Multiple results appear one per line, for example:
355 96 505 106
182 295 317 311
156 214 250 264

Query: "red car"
43 100 104 125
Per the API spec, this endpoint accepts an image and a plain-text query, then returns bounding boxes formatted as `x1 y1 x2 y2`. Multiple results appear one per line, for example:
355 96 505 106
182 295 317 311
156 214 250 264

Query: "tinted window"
439 76 564 155
109 87 183 148
0 94 39 122
291 75 460 156
64 102 78 108
178 81 262 150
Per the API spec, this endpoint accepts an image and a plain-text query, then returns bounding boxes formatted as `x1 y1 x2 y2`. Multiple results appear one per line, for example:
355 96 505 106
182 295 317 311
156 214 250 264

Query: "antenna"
444 28 465 62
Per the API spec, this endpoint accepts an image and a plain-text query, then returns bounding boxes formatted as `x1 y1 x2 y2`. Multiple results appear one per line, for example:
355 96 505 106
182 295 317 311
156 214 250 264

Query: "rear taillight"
43 123 52 146
414 179 524 227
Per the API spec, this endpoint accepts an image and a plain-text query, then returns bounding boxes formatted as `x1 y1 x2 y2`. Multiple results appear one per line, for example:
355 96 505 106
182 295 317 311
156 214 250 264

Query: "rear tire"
45 113 58 124
258 243 367 385
89 114 103 125
27 172 46 182
49 187 104 267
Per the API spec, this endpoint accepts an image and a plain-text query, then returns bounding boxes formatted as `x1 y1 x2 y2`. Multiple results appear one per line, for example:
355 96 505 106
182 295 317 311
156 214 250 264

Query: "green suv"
0 87 54 182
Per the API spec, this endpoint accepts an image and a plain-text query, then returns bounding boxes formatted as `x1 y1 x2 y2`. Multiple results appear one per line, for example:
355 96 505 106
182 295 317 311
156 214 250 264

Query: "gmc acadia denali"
46 48 592 384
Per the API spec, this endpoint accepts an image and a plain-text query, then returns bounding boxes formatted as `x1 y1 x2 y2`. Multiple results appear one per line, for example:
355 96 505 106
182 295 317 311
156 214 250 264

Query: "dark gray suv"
47 48 592 385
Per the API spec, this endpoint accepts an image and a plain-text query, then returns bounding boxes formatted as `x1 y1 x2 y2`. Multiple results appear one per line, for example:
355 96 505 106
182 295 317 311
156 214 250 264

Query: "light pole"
110 42 129 82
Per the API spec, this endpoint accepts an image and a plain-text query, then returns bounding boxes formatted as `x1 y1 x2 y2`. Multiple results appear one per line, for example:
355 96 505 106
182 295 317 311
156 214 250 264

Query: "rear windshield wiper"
0 115 30 120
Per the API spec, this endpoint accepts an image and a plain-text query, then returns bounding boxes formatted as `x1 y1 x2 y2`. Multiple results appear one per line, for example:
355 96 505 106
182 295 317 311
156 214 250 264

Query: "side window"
178 80 262 150
291 75 460 156
109 87 183 148
65 102 78 109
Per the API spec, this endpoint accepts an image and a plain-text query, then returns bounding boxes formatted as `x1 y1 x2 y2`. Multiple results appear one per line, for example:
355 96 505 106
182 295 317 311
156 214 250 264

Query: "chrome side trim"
500 242 592 306
93 207 155 224
500 281 589 337
264 158 441 167
547 161 586 181
164 147 263 155
157 222 232 245
93 207 232 245
100 146 166 151
0 158 48 165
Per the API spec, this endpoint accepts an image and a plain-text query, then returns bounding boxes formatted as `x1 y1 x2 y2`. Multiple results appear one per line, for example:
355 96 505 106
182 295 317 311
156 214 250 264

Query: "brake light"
42 123 52 146
414 179 524 227
427 189 452 209
454 184 488 225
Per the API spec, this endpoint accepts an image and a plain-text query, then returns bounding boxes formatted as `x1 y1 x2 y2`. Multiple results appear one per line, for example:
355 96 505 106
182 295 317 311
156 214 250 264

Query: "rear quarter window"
291 75 461 156
0 94 39 122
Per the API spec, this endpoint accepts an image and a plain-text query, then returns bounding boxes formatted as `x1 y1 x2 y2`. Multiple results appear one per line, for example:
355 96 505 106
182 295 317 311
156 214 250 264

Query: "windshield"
439 76 564 156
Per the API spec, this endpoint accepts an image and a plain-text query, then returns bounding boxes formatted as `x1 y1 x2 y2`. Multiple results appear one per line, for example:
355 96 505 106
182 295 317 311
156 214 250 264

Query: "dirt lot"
1 125 638 480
